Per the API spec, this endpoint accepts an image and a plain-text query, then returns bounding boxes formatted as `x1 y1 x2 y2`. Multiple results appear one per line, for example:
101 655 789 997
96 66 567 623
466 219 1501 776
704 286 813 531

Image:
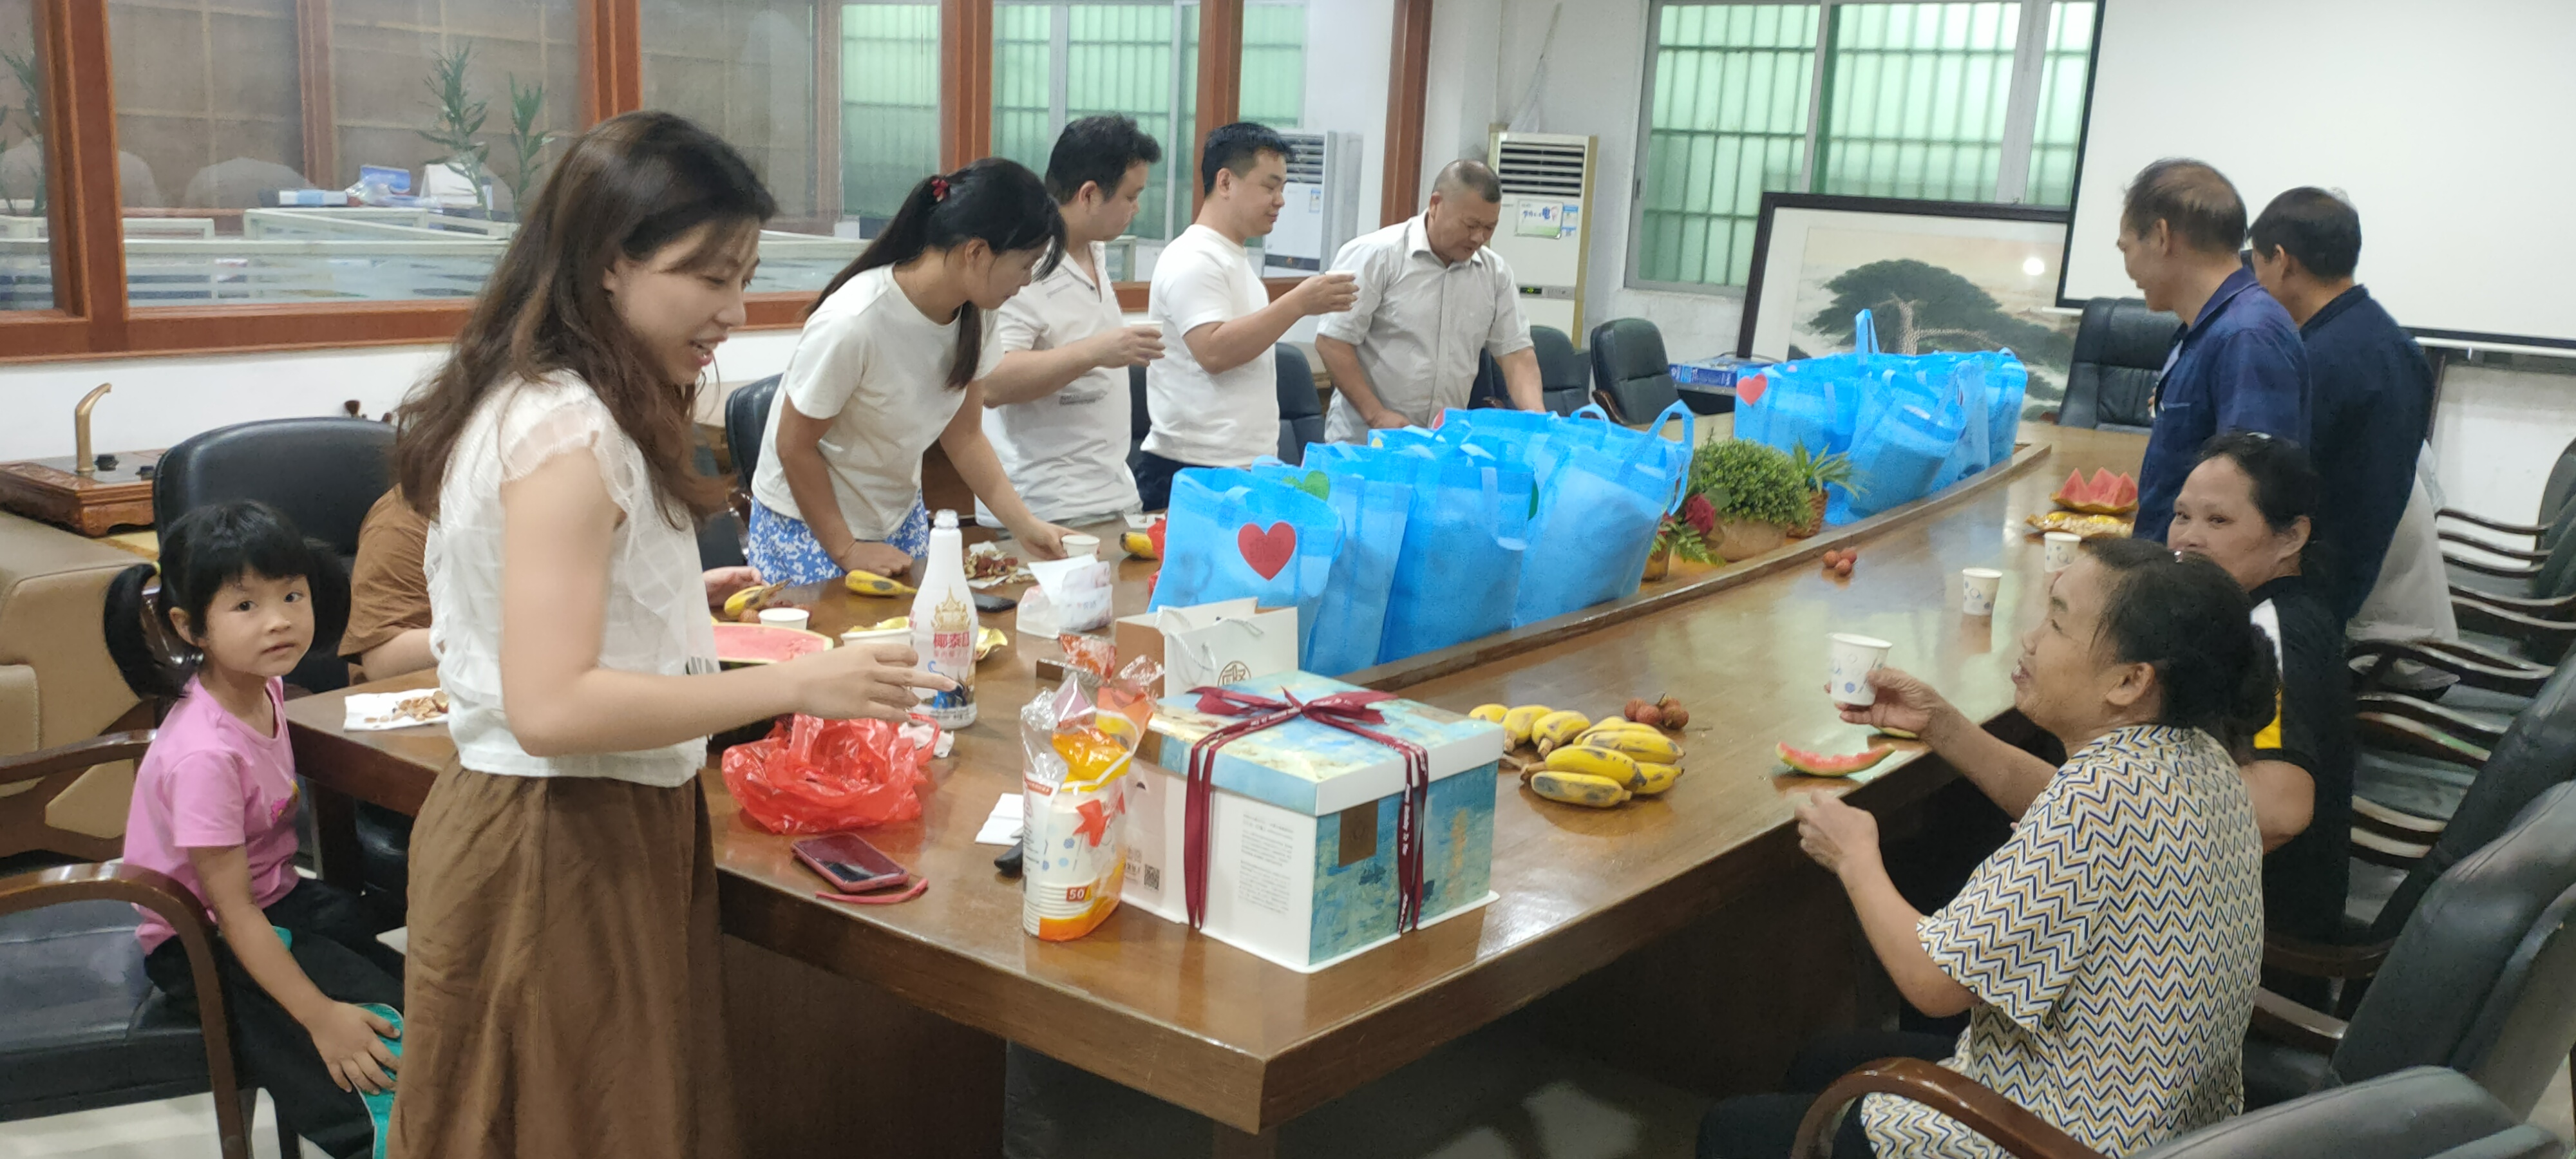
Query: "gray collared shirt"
1317 215 1533 441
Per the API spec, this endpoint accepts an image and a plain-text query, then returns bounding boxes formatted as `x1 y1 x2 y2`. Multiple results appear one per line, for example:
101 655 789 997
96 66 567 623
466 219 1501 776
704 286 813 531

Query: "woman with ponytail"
748 158 1078 583
1700 538 2273 1159
104 501 404 1159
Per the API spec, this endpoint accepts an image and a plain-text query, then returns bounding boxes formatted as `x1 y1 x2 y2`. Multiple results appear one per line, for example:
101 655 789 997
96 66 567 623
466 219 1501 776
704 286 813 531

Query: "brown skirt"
388 766 738 1159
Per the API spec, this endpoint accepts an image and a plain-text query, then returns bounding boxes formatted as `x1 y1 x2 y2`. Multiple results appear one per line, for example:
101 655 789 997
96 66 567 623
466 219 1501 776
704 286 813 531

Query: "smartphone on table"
793 833 911 893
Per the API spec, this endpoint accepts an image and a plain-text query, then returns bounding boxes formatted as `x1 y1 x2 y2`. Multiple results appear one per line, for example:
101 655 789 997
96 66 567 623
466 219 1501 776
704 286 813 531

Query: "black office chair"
1469 350 1506 409
2244 782 2576 1122
1276 344 1325 462
1 854 293 1159
1129 363 1151 471
1531 325 1589 415
1797 1064 2561 1159
724 374 782 494
690 440 747 570
152 417 395 695
1587 318 1683 424
2056 298 2179 432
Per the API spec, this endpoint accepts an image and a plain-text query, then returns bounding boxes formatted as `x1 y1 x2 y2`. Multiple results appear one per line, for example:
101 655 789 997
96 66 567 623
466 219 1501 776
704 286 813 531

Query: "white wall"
2432 361 2576 523
0 330 802 463
1302 0 1394 236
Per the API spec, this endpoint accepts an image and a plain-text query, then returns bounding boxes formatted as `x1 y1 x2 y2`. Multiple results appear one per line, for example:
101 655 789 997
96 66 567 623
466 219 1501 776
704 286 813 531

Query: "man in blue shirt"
2253 187 2434 621
2116 159 2310 542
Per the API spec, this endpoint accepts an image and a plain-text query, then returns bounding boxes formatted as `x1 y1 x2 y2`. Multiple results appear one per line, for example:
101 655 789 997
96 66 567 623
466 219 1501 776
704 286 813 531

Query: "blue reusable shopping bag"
1981 351 2028 469
1313 442 1531 664
1148 467 1345 666
1251 460 1410 677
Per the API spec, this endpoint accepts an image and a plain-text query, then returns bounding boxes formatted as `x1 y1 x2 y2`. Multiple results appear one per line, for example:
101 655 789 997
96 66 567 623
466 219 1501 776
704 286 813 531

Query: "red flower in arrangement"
1681 493 1718 537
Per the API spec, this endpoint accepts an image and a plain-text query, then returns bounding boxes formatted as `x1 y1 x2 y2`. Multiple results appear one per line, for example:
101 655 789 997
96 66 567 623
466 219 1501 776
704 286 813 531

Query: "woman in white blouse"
383 112 949 1159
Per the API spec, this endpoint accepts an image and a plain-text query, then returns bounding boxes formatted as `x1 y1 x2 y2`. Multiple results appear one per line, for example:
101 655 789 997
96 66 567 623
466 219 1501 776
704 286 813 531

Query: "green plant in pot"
1688 438 1808 561
1645 496 1720 581
418 46 492 211
1786 441 1857 539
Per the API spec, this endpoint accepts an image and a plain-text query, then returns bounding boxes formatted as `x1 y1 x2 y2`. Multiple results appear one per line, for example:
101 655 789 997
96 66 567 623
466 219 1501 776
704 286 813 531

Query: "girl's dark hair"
2081 536 2278 749
393 111 776 525
104 501 349 700
811 158 1066 389
2197 429 2328 576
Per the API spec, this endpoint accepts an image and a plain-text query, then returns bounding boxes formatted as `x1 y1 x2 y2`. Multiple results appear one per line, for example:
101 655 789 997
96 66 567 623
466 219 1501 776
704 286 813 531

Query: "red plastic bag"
721 714 933 834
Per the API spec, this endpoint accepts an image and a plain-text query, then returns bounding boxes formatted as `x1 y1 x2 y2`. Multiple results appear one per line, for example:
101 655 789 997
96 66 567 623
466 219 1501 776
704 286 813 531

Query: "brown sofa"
0 511 144 860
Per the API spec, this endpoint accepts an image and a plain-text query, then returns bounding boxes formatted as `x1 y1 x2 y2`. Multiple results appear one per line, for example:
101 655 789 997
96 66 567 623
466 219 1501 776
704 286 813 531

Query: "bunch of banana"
1121 530 1161 560
1531 710 1591 755
1520 737 1687 806
844 570 916 597
1574 719 1684 764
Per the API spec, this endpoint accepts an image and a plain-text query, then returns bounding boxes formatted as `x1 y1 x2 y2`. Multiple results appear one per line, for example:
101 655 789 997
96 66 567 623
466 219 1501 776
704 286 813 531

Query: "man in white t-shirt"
978 115 1168 527
1135 121 1358 510
1317 160 1542 440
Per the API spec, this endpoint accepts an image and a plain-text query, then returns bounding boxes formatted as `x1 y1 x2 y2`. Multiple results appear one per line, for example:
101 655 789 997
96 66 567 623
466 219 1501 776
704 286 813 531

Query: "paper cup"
2042 531 2081 573
758 607 811 633
840 627 911 655
1960 568 2002 617
1827 633 1893 707
1059 532 1101 560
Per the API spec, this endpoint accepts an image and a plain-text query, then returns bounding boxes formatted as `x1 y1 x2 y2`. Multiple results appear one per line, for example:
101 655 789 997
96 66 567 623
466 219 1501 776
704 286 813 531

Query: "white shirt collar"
1405 215 1486 270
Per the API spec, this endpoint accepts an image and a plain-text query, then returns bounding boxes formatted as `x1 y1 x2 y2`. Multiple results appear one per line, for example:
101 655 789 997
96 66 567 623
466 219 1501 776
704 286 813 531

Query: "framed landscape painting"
1738 194 2078 418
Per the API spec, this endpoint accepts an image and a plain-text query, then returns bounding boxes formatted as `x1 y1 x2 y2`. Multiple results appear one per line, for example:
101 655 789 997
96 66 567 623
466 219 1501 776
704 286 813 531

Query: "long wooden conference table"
285 424 2147 1156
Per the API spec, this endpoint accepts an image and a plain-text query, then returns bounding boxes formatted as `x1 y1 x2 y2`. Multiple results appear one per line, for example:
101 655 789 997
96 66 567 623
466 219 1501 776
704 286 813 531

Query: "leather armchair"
0 512 142 860
1275 344 1324 462
0 856 292 1158
2056 298 2179 432
153 418 395 695
2338 641 2576 893
2248 783 2576 1121
724 373 782 494
1128 363 1151 471
1792 1064 2551 1159
1531 325 1589 416
1587 318 1682 424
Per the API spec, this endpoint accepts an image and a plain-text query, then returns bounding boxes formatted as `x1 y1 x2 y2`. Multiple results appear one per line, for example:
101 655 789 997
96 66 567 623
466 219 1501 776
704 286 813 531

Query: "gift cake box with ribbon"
1126 670 1504 972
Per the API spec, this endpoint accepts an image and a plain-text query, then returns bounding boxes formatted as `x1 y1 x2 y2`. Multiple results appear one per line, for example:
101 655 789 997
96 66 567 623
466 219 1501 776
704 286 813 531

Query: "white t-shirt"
750 265 1002 538
978 241 1140 525
1318 216 1531 442
1143 223 1276 467
425 373 716 787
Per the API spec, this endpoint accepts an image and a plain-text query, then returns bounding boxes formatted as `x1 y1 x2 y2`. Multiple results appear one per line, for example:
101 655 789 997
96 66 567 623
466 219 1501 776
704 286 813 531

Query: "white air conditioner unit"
1486 131 1595 340
1262 130 1364 276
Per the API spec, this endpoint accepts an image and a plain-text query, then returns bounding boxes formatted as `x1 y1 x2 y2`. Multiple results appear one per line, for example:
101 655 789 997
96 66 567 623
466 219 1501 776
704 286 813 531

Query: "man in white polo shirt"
1135 120 1358 510
1316 160 1541 439
978 115 1168 527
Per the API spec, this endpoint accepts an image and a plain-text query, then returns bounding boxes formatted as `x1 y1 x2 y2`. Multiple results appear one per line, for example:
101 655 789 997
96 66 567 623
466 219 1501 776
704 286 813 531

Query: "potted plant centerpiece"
1688 439 1808 561
1644 493 1721 581
1786 442 1857 539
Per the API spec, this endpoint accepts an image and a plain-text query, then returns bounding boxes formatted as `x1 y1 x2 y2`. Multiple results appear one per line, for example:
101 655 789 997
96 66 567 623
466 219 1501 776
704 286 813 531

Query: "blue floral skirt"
746 498 929 585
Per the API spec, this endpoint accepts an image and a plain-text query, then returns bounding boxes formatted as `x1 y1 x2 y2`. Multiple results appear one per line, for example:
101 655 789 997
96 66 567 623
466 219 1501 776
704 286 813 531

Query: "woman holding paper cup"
748 160 1082 585
1700 538 2275 1159
2167 430 2351 945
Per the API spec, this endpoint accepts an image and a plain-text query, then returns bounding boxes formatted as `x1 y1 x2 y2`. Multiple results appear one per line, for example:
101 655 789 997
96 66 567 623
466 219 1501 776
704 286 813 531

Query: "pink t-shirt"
122 675 304 952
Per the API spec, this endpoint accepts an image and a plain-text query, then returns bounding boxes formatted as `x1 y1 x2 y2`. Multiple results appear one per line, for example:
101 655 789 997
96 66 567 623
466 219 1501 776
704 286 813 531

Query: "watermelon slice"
2049 467 2139 516
1777 742 1895 777
714 622 832 666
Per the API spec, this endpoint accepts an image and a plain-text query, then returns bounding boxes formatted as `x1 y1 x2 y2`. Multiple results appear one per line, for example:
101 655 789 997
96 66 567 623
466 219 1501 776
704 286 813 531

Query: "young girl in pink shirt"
106 500 405 1159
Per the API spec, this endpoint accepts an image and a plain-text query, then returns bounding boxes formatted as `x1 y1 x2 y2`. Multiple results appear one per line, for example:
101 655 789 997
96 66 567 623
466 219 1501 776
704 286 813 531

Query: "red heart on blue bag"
1236 522 1297 580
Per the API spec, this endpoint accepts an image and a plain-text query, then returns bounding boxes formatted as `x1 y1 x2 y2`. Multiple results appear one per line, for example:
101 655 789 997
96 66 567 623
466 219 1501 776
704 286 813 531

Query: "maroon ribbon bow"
929 175 951 202
1182 686 1433 933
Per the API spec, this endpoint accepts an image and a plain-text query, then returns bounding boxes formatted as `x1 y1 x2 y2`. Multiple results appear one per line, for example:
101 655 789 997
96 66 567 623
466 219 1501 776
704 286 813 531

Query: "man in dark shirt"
2116 158 2311 542
2253 187 2435 621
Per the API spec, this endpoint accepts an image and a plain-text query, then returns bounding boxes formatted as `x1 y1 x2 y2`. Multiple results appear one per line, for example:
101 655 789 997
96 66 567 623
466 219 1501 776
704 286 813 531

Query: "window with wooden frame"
0 0 1435 360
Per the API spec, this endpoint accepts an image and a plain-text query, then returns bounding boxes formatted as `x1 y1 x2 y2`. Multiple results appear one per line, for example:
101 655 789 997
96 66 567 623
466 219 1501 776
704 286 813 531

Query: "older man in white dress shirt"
1316 160 1544 440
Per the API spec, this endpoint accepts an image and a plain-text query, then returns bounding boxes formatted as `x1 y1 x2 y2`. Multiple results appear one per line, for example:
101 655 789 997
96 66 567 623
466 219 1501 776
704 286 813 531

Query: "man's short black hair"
1045 115 1164 204
1199 121 1291 196
2122 158 2246 256
1432 159 1502 203
2251 187 2361 281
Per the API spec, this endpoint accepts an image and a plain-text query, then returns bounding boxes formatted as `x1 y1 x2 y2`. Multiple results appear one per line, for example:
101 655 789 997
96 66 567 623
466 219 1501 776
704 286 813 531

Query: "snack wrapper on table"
721 715 936 834
1019 661 1159 942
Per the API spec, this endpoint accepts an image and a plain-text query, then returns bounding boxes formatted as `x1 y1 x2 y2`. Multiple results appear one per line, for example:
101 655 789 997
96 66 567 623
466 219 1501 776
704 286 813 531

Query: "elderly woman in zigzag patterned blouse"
1700 537 2280 1159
